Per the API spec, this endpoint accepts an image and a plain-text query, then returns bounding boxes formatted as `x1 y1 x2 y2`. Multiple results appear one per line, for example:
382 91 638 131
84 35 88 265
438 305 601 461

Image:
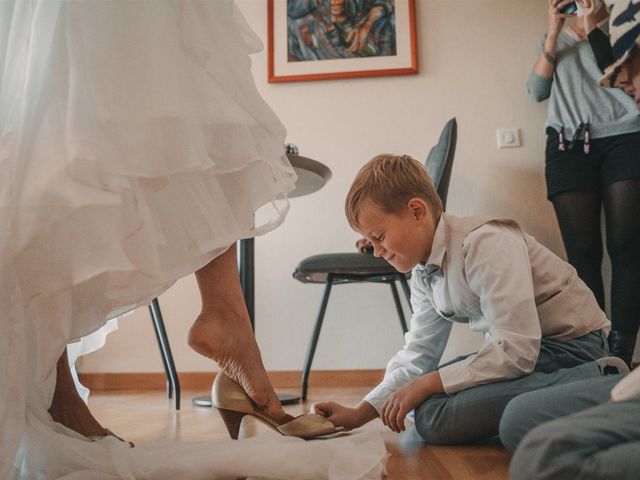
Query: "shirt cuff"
438 361 476 394
363 385 395 414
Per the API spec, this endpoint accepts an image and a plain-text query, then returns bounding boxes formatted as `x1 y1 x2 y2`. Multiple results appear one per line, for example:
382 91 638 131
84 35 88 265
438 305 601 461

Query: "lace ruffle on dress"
0 1 386 478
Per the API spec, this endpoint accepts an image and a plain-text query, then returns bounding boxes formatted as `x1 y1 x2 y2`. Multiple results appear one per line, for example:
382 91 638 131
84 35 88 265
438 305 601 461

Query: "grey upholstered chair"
293 118 457 400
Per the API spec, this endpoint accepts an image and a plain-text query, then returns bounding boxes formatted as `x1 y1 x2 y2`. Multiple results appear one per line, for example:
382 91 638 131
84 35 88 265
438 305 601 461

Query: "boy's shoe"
597 356 631 376
607 330 637 368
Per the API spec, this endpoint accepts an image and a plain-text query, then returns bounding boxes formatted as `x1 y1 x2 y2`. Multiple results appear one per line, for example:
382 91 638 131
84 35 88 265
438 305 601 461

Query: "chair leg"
390 281 408 334
149 301 172 399
301 276 334 401
399 276 412 312
149 298 181 410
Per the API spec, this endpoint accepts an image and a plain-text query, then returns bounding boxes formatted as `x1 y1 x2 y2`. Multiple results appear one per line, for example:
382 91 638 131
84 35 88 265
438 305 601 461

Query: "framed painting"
267 0 418 83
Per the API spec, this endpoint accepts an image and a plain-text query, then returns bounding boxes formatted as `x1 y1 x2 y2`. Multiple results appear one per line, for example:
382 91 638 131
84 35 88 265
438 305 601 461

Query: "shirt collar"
417 213 446 276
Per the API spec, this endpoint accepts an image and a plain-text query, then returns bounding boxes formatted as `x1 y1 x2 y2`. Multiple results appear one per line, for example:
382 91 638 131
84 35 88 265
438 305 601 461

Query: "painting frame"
267 0 418 83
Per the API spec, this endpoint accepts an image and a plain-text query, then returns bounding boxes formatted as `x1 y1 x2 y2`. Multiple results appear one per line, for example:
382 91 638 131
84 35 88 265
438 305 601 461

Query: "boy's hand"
380 380 425 433
380 372 444 433
312 401 377 430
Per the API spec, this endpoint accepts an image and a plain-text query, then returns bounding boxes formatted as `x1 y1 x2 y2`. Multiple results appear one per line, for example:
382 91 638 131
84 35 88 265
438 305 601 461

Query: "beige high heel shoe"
212 373 342 440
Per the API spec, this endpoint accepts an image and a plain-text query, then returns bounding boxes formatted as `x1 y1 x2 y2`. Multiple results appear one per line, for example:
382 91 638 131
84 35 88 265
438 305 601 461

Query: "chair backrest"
425 118 457 211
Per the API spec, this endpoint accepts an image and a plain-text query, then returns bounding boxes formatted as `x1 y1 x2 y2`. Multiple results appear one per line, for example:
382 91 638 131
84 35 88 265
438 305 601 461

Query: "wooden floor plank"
88 387 511 479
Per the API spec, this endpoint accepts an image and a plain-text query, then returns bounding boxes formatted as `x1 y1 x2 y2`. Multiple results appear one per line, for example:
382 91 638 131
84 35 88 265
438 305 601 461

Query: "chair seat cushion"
293 252 406 283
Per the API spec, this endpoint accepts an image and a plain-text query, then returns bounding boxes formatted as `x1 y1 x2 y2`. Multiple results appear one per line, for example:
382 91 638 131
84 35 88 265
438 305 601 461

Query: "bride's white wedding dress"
0 1 386 478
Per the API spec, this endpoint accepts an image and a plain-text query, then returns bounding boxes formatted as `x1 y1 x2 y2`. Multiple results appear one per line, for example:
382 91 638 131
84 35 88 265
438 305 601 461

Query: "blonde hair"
345 154 443 230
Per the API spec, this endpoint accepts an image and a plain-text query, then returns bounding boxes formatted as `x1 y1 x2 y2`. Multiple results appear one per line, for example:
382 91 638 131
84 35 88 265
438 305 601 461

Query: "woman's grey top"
528 25 640 140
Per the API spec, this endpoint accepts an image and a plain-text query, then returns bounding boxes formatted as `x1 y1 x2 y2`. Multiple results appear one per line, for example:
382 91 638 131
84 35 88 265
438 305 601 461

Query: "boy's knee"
414 398 464 445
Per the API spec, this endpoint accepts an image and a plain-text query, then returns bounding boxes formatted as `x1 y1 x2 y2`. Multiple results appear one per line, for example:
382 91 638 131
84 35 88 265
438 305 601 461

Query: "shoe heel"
217 408 246 440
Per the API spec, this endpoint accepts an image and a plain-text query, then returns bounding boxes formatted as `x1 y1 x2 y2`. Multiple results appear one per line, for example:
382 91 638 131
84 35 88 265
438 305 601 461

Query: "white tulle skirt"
0 1 385 478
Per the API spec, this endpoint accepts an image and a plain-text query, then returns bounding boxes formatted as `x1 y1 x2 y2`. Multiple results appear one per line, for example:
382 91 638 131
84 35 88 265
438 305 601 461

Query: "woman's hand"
548 0 576 36
577 0 597 16
534 0 576 77
577 0 600 33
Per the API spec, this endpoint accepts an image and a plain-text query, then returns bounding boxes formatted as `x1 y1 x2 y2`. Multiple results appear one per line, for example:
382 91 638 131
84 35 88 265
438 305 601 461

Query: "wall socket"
497 127 521 148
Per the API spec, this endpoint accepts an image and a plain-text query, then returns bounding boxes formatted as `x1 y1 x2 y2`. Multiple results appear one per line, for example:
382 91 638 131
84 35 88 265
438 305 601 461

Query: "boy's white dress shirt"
365 214 610 412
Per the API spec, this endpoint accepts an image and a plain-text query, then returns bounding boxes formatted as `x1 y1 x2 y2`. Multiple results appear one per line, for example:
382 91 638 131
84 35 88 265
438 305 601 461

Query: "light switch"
497 127 521 148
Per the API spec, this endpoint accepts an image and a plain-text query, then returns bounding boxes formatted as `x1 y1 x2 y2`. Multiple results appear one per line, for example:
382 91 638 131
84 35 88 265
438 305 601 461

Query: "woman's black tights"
552 179 640 335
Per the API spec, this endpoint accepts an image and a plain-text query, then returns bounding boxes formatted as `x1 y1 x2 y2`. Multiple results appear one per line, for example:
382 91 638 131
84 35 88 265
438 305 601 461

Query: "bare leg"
48 348 106 437
188 244 289 422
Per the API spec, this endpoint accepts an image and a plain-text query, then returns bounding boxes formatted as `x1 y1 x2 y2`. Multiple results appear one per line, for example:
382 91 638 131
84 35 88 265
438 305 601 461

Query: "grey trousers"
503 375 640 480
412 330 608 445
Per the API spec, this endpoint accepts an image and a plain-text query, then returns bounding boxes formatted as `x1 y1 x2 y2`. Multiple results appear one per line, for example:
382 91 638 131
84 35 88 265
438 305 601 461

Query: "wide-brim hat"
599 0 640 88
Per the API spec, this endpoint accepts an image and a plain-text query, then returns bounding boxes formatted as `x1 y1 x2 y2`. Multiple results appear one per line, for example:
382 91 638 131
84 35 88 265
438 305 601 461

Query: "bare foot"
48 349 108 438
191 245 290 424
188 308 290 424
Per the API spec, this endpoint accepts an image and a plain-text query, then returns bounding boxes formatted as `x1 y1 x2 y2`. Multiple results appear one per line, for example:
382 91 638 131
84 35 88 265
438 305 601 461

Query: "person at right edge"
529 0 640 366
500 8 640 477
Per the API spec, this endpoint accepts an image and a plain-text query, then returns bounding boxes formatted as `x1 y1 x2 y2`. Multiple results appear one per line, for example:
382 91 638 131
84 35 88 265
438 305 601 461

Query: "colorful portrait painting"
286 0 397 62
268 0 417 82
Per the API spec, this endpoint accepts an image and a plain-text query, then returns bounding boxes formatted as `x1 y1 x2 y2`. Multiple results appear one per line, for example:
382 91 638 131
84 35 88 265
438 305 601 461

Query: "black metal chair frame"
301 272 411 401
149 298 181 410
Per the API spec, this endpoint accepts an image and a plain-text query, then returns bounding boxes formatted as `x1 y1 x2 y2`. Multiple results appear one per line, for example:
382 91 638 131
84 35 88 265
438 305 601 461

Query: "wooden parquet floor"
89 386 511 479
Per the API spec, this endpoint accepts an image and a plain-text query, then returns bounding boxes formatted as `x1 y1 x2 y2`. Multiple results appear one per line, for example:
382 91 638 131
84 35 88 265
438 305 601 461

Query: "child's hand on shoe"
312 401 377 430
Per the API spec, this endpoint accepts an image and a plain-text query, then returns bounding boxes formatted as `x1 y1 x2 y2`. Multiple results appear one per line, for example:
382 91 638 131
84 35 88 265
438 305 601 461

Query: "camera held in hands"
559 1 578 14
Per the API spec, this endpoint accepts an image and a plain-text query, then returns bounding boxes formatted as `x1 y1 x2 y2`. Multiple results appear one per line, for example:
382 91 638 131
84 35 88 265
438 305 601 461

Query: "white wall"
79 0 565 375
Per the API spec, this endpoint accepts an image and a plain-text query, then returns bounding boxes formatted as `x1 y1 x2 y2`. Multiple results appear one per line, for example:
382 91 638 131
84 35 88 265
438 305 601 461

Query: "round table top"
287 153 332 198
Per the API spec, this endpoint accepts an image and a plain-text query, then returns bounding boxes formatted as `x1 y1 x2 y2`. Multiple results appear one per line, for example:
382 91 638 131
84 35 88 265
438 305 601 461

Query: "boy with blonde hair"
314 153 622 444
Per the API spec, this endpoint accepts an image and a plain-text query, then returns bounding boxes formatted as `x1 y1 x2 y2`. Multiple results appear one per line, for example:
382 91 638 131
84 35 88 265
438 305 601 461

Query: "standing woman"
529 0 640 366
